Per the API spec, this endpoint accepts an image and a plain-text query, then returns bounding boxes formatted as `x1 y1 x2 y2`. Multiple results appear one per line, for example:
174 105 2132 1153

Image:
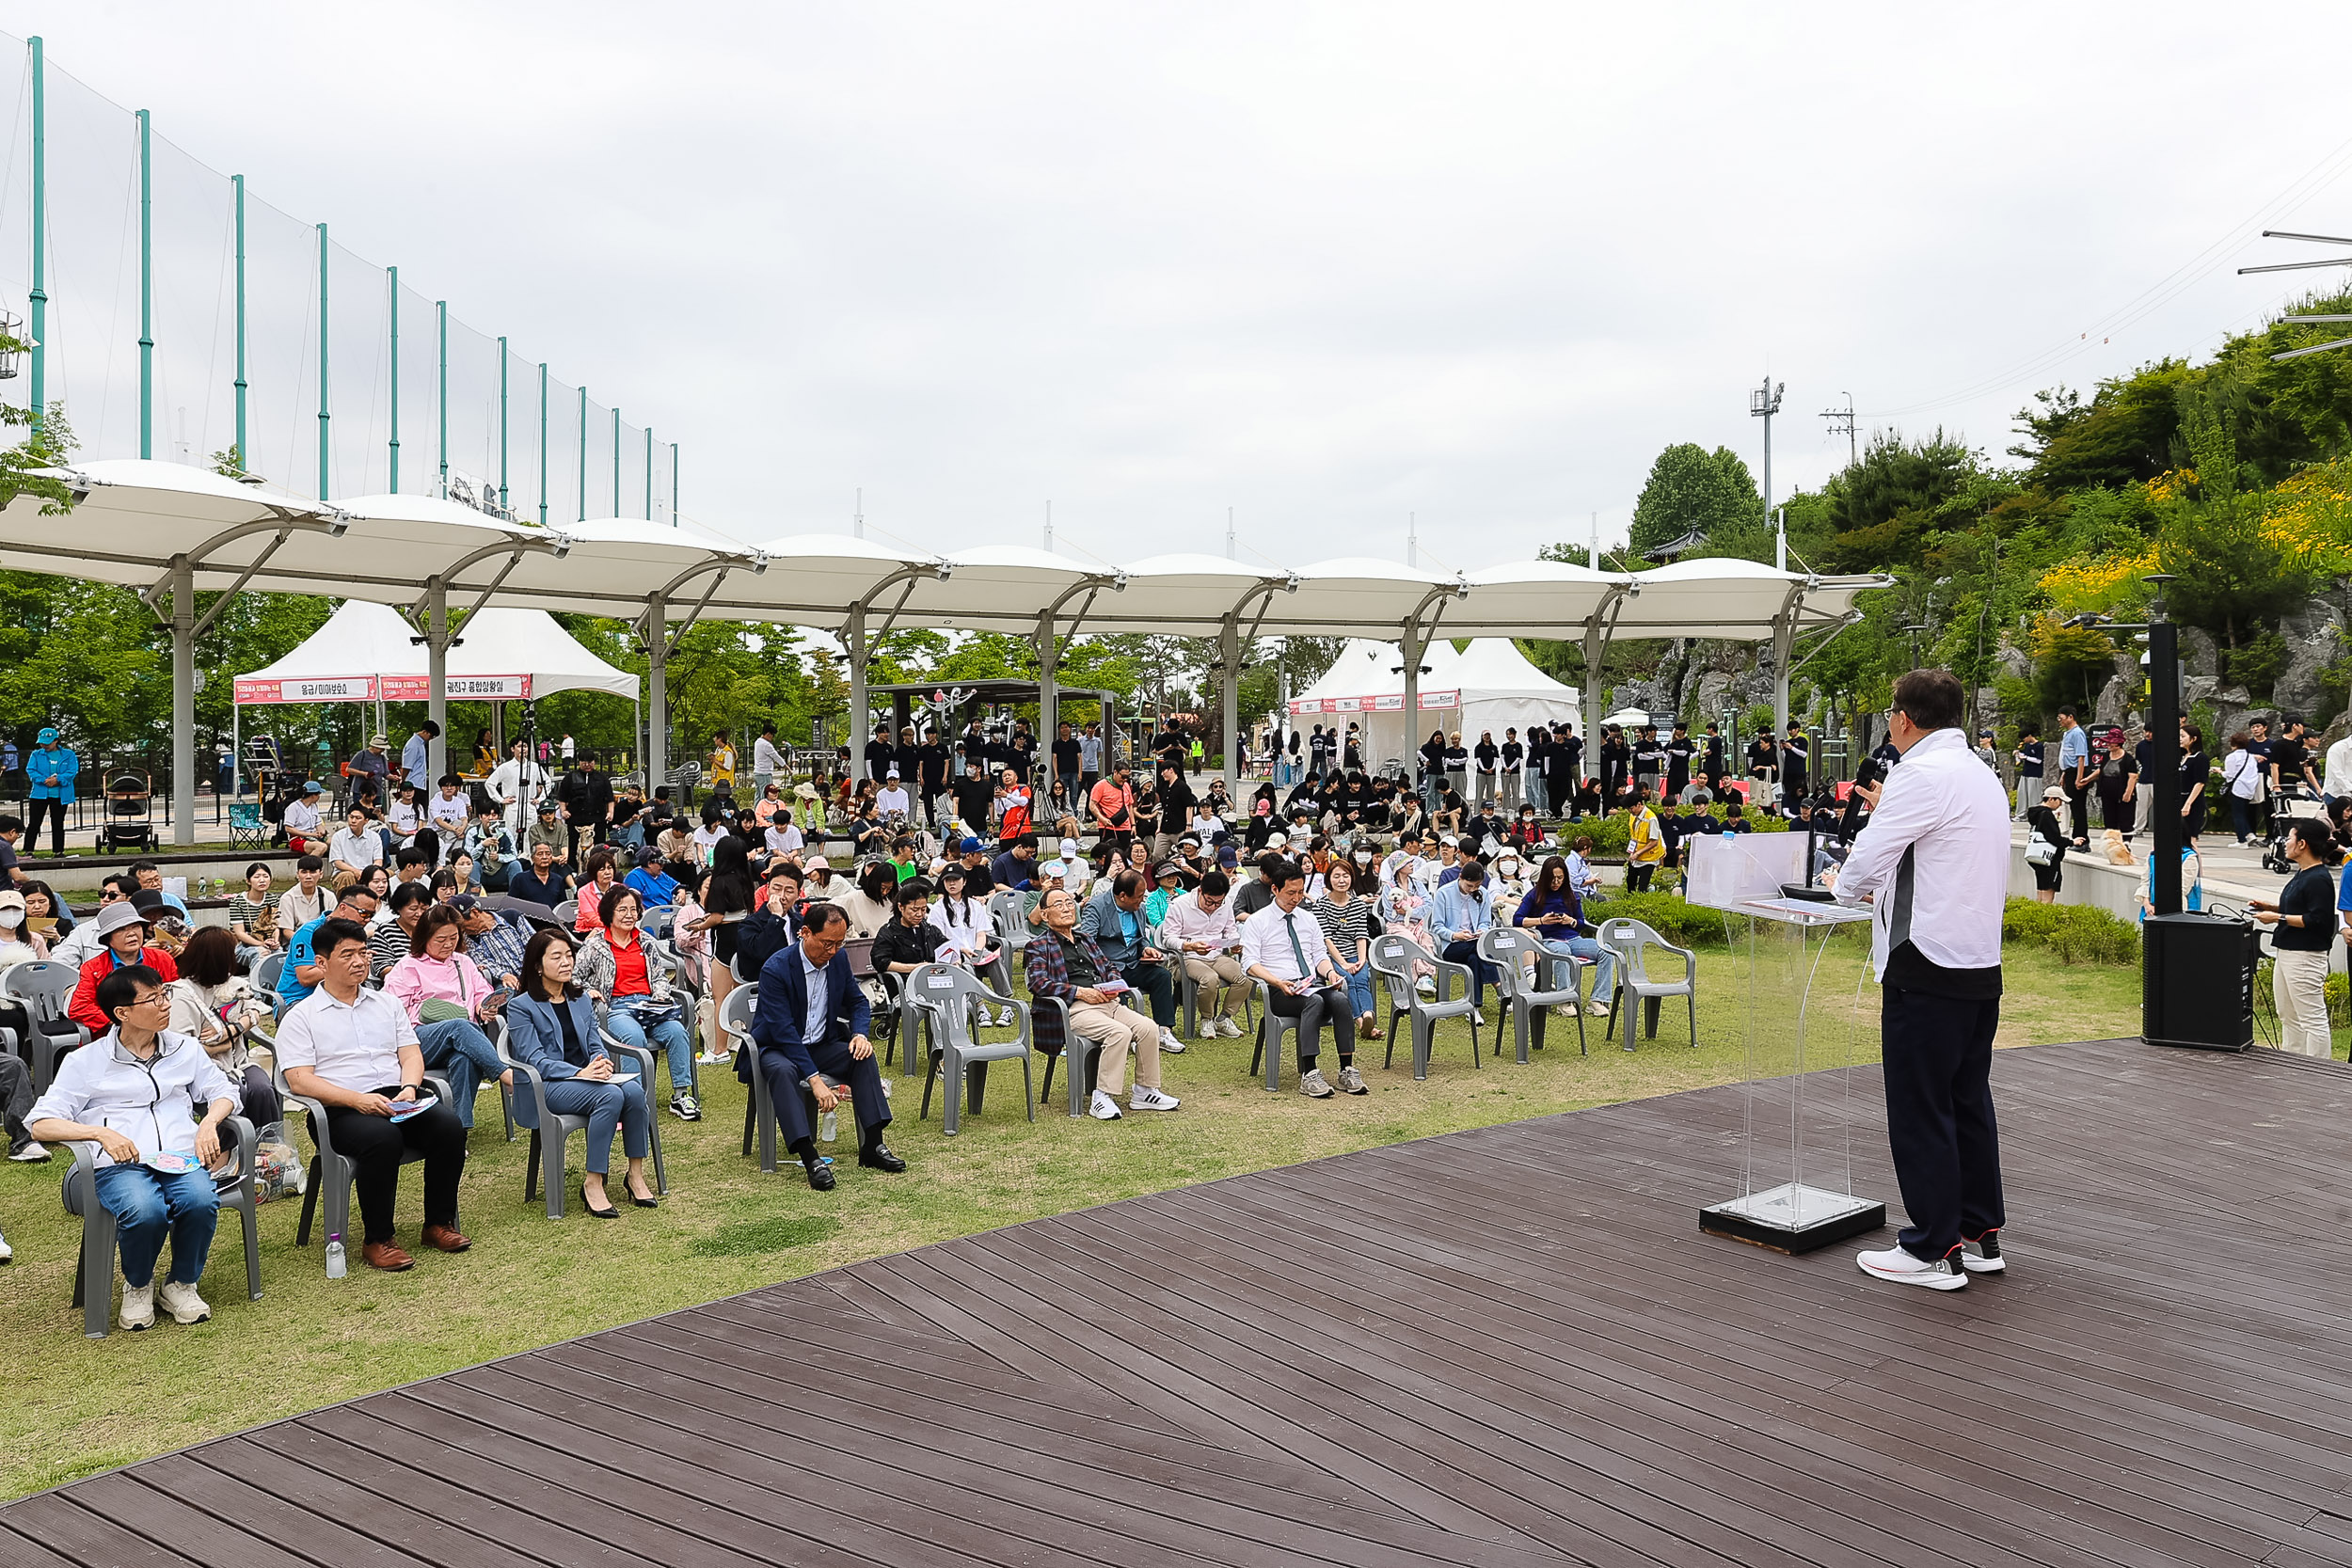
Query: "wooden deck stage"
8 1034 2352 1567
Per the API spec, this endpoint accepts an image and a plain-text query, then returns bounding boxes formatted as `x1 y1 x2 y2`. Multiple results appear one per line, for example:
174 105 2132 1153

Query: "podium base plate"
1701 1183 1885 1255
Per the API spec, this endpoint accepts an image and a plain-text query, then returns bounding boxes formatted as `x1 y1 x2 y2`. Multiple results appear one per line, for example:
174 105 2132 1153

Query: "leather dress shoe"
420 1224 472 1253
858 1143 906 1173
803 1160 837 1192
363 1241 415 1272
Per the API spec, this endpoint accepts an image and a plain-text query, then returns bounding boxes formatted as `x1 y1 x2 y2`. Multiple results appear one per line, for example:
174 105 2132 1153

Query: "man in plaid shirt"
1023 888 1178 1121
454 895 529 990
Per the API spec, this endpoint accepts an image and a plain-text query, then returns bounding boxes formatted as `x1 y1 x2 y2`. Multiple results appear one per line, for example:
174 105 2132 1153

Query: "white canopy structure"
1286 639 1582 768
0 458 1888 842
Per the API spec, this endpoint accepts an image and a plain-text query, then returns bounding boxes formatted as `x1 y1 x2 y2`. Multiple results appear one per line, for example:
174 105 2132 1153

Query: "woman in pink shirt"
574 850 619 938
382 903 512 1130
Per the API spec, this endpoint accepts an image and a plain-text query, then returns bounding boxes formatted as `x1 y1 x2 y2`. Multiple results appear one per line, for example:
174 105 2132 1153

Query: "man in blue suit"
750 901 903 1191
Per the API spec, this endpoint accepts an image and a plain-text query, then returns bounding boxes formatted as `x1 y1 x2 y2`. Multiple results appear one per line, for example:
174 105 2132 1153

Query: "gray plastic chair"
1479 927 1586 1062
987 890 1033 955
249 953 285 995
551 898 579 929
642 904 676 942
256 1026 453 1268
904 963 1035 1135
491 1015 667 1218
3 960 88 1092
60 1116 260 1338
1246 977 1307 1091
1369 933 1483 1080
1597 916 1697 1052
1030 995 1104 1118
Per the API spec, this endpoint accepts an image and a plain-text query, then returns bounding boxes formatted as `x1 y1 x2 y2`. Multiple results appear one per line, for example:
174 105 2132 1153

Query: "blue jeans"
1540 936 1616 1003
1338 962 1375 1020
416 1018 506 1130
92 1162 219 1289
539 1067 652 1173
605 1006 694 1099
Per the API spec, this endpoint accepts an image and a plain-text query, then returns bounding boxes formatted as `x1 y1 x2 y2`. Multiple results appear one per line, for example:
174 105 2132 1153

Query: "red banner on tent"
233 676 376 705
378 674 533 701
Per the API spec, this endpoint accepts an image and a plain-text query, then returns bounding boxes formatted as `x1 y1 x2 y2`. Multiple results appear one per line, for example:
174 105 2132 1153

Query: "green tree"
1625 443 1762 560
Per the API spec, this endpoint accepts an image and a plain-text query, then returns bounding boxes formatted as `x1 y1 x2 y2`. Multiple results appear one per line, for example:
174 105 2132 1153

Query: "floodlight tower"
2239 230 2352 360
1752 377 1786 568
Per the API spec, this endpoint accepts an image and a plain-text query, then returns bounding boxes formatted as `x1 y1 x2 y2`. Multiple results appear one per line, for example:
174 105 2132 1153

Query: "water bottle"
818 1107 838 1143
326 1234 347 1279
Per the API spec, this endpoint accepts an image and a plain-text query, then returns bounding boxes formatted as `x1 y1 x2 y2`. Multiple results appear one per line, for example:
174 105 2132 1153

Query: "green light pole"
437 299 448 499
388 266 401 491
497 336 509 511
136 108 152 460
232 174 246 467
316 224 330 501
27 36 44 435
536 361 548 526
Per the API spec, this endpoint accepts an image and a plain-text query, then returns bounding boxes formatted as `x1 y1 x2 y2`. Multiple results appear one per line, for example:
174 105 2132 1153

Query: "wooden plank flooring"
11 1035 2352 1567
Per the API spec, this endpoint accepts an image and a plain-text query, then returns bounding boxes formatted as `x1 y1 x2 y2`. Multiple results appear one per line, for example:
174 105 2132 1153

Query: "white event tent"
0 459 1888 843
1287 639 1581 768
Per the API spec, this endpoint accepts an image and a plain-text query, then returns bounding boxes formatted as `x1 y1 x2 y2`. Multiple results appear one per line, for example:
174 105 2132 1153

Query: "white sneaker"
1299 1068 1335 1099
157 1280 212 1324
8 1140 49 1163
1856 1244 1968 1291
1471 1009 1486 1028
996 1006 1016 1027
1216 1016 1244 1038
693 1049 729 1066
1336 1065 1369 1095
1088 1089 1123 1120
1586 1001 1611 1018
1415 976 1437 997
1959 1231 2007 1275
1128 1085 1181 1112
0 1231 11 1263
1158 1029 1186 1054
119 1282 155 1331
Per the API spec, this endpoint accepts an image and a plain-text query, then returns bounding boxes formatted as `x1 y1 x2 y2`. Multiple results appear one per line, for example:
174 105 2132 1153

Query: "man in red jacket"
68 902 180 1036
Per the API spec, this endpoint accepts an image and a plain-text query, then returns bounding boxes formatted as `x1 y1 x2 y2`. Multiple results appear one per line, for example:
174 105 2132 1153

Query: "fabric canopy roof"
234 600 639 705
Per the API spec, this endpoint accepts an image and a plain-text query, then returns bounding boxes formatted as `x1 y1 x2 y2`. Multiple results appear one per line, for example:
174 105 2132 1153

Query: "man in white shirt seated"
1240 858 1367 1098
327 806 385 884
281 780 327 855
1163 868 1250 1038
27 964 235 1330
875 768 913 821
275 855 330 938
426 775 471 847
274 917 472 1273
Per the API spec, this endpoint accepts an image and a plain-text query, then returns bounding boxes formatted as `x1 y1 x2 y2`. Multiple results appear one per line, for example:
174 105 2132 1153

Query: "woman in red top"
575 886 697 1123
67 903 181 1035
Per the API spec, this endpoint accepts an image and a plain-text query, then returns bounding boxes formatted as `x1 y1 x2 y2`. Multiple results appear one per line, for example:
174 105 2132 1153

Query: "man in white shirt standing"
1830 670 2010 1291
1240 859 1366 1098
486 740 550 845
752 722 786 799
2324 727 2352 814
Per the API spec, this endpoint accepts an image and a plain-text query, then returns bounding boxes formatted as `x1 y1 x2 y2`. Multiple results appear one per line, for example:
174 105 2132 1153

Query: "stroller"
2261 785 2325 874
98 771 156 854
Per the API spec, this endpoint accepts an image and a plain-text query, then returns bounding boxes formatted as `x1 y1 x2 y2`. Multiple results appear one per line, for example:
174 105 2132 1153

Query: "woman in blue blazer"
505 928 658 1216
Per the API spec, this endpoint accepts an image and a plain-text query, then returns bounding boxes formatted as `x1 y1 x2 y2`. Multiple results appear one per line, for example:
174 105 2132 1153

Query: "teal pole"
644 426 653 520
232 174 246 467
388 266 400 491
136 109 152 460
577 385 587 523
536 362 548 526
317 224 330 500
27 37 44 434
497 336 509 511
437 300 448 498
612 406 620 516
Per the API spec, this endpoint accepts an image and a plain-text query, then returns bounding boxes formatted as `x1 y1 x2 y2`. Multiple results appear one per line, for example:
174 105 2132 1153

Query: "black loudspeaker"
2142 912 2258 1052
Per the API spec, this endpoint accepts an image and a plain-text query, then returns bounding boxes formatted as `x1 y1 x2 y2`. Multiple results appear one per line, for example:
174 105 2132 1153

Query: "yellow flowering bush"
2041 546 2158 615
2262 460 2352 576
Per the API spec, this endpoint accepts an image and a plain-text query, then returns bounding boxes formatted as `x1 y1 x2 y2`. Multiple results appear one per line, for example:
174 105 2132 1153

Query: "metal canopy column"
1219 614 1241 794
843 563 948 783
644 593 668 792
1035 573 1123 788
410 537 566 785
1769 580 1809 781
1398 579 1467 798
1581 580 1636 790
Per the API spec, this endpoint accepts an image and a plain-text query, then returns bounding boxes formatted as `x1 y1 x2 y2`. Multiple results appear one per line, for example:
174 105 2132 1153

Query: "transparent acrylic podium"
1684 835 1886 1254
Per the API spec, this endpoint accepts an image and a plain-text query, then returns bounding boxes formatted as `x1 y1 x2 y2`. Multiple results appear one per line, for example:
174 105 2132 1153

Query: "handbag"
2024 835 2057 867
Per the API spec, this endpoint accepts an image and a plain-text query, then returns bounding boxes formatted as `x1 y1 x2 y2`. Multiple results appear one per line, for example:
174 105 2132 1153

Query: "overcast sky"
17 3 2352 568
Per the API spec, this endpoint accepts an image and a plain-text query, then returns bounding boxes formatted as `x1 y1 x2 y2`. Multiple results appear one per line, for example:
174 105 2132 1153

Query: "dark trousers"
1625 863 1657 893
1881 986 2004 1261
235 1063 282 1131
2065 777 2090 843
324 1086 468 1244
2101 792 2135 835
24 797 66 855
1120 959 1175 1030
1267 981 1354 1068
1439 938 1499 1006
757 1037 892 1156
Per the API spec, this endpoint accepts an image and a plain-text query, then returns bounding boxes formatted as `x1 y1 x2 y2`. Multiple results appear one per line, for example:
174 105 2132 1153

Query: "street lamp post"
1751 377 1786 570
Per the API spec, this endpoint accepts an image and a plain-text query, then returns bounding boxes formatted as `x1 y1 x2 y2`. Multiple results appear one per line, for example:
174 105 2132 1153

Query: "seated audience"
504 928 660 1215
69 901 182 1036
1240 859 1363 1097
1023 887 1179 1120
278 882 380 1008
166 926 282 1128
748 902 905 1189
382 903 513 1131
575 886 700 1121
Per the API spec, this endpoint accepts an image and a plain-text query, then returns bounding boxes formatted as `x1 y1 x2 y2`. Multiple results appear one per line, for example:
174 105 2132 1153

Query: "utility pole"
1821 392 1857 470
1752 375 1785 570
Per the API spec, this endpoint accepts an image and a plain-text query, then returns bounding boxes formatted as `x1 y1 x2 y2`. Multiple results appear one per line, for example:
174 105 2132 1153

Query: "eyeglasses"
128 990 171 1010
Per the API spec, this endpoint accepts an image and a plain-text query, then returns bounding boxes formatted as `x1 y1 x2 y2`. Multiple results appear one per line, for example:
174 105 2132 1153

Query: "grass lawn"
0 936 2140 1502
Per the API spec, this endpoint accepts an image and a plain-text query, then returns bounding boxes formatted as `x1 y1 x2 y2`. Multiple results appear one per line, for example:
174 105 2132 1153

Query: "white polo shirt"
275 985 419 1092
327 827 384 871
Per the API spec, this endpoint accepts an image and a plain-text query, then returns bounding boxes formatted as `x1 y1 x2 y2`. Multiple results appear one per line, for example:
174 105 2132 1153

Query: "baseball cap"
301 780 323 794
959 836 983 853
537 800 559 815
1265 831 1288 848
804 855 830 871
1154 863 1181 881
448 893 483 917
885 767 900 778
1216 845 1239 867
636 847 664 865
1059 837 1080 861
